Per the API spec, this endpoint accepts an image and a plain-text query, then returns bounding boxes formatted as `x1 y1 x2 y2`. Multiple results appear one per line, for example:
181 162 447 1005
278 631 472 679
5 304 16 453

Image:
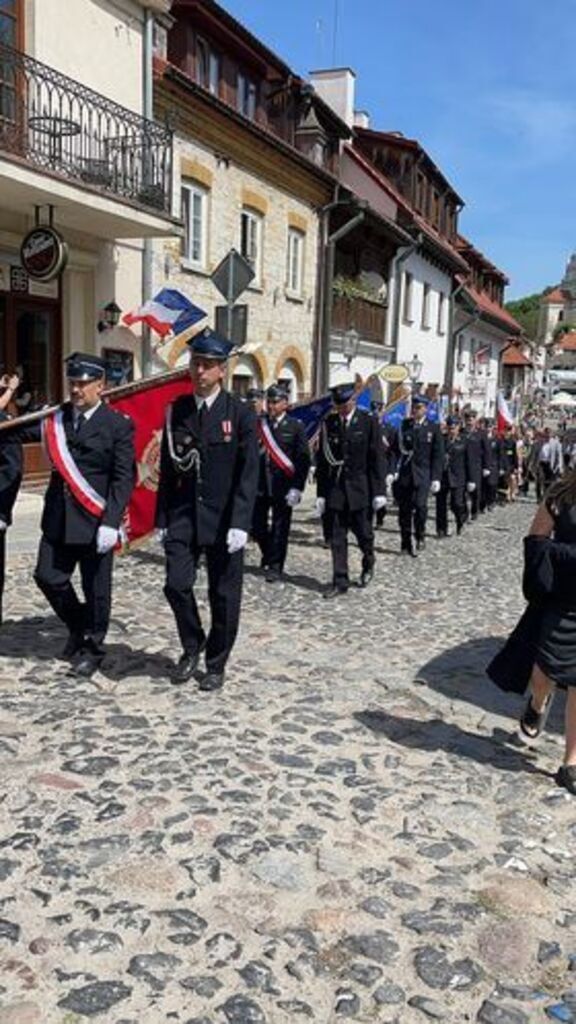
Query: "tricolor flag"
288 395 332 445
496 391 514 434
123 288 207 339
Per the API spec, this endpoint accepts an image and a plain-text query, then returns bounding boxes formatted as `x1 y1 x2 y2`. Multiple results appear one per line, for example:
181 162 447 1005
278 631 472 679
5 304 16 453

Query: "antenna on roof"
332 0 340 65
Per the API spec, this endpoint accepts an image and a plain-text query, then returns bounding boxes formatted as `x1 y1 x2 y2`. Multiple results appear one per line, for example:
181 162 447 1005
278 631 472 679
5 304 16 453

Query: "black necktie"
198 402 205 429
75 412 85 434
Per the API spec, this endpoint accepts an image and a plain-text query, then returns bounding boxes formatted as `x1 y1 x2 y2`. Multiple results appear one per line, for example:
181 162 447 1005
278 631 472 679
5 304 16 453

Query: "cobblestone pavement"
0 496 574 1024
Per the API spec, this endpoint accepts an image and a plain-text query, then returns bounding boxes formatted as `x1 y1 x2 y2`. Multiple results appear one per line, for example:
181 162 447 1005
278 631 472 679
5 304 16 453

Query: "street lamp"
97 301 122 334
405 352 423 388
342 326 360 368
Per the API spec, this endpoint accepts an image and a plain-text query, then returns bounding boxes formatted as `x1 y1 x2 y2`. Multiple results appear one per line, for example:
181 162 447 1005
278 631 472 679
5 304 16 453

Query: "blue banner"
288 394 332 442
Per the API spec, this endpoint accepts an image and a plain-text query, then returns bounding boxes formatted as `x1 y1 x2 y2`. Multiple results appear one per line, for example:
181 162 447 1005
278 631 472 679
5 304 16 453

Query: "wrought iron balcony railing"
0 42 173 215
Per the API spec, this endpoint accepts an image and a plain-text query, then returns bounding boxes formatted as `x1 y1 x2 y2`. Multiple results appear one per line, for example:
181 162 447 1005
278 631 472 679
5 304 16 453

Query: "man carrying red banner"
156 328 259 691
33 353 135 677
253 382 311 583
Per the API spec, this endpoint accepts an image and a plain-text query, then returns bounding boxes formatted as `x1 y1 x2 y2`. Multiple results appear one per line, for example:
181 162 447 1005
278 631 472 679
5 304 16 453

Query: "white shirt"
271 411 287 427
195 388 221 413
540 441 551 462
73 400 101 428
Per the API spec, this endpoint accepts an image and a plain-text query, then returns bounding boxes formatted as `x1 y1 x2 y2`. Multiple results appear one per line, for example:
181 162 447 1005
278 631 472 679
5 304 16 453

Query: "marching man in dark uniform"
463 409 489 520
156 329 259 691
483 420 500 511
253 382 310 582
316 378 386 598
0 374 23 625
370 400 395 528
32 353 135 677
435 416 467 537
392 395 443 556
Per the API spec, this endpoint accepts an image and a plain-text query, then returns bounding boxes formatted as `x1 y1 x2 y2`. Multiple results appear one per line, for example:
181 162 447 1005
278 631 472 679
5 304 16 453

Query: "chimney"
309 67 356 128
354 110 370 129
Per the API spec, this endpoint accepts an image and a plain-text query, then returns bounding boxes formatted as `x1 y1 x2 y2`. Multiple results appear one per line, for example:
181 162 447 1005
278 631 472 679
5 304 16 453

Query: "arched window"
277 358 303 402
231 354 262 398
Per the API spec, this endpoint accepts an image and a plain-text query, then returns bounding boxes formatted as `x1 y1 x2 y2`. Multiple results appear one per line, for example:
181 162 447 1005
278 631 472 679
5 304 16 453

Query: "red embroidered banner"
109 370 193 547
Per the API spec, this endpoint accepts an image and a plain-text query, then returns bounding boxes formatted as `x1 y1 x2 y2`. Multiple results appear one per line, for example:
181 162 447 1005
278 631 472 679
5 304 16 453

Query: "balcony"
0 42 173 219
332 292 387 345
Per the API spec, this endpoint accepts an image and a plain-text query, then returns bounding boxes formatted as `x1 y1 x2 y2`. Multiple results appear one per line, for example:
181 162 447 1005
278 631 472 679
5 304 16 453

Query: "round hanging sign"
380 363 409 383
20 226 68 282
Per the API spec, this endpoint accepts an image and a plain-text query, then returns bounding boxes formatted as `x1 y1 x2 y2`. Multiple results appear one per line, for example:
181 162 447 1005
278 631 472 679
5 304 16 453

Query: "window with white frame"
181 181 209 269
237 71 257 119
197 38 220 95
437 291 446 335
286 228 305 296
240 208 263 286
421 282 432 329
402 271 414 323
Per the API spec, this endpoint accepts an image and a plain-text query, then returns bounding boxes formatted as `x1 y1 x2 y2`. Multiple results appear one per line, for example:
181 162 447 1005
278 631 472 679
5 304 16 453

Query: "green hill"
505 288 553 339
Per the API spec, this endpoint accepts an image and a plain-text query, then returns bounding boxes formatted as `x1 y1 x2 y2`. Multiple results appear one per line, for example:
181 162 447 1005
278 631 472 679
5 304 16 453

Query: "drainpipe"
141 7 155 377
388 233 422 359
444 278 469 405
316 198 367 395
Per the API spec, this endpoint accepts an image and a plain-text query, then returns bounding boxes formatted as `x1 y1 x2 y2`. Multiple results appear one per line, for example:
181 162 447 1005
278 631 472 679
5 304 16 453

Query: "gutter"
387 233 422 357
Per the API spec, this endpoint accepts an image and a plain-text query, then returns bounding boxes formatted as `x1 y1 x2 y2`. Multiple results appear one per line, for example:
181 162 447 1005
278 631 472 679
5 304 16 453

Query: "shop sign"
20 226 68 281
380 363 409 383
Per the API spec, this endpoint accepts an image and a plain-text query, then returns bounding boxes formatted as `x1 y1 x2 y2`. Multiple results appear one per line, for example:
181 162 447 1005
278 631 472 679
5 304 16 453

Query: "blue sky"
223 0 576 299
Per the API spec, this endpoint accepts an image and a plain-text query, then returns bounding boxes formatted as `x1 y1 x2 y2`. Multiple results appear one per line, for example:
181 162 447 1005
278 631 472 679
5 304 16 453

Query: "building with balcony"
0 0 177 421
152 0 348 399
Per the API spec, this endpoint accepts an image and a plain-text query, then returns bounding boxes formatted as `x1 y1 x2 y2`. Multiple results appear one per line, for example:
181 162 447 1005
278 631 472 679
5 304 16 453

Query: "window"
196 37 220 95
0 0 21 124
402 271 414 323
237 71 257 119
421 283 431 329
181 181 209 269
240 208 263 285
286 228 305 296
437 291 446 335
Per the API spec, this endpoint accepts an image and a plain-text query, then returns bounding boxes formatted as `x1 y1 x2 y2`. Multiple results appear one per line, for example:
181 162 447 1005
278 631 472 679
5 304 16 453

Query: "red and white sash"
258 417 295 477
42 409 107 518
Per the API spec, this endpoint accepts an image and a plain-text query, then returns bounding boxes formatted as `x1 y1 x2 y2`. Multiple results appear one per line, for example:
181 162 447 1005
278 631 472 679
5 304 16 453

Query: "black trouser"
396 479 428 549
482 477 497 509
436 485 466 535
536 462 554 501
34 536 114 652
468 474 481 518
164 537 244 673
252 495 292 572
0 530 5 625
325 506 374 588
374 505 387 528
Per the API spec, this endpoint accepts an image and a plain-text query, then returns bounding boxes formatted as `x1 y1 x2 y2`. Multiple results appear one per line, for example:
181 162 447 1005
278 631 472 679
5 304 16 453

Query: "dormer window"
196 37 220 96
237 71 257 120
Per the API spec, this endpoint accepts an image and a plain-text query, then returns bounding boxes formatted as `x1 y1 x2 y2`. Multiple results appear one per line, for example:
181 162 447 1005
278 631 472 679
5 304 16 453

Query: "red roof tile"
557 331 576 351
502 345 532 367
464 284 523 334
543 287 568 304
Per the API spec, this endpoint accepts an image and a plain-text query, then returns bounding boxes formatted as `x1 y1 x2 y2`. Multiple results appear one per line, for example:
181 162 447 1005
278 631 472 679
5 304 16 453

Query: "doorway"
0 296 61 410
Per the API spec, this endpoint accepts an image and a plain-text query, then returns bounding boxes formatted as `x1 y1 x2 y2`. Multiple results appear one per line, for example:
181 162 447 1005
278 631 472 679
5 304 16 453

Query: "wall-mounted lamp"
342 326 360 367
97 301 121 333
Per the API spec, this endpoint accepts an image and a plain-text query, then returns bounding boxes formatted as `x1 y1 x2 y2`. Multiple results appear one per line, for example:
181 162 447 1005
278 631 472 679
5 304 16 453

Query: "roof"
556 331 576 351
456 235 509 283
462 282 523 335
543 286 569 304
502 345 532 367
354 127 465 205
172 0 293 77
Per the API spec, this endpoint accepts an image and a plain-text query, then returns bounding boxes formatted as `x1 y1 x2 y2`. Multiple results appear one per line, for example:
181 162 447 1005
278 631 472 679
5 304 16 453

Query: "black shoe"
436 530 447 539
171 643 206 686
265 568 282 583
323 584 348 599
61 633 85 660
556 764 576 795
416 538 426 551
400 545 417 558
359 568 374 588
68 652 102 679
199 671 225 692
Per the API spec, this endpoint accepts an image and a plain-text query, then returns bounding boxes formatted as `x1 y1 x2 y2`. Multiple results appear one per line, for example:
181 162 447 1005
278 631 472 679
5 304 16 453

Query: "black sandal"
519 693 553 741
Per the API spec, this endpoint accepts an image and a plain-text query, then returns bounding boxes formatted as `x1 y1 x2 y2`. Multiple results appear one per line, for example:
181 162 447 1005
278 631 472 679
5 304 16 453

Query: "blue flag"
154 288 207 336
288 395 332 442
356 386 372 411
382 398 409 429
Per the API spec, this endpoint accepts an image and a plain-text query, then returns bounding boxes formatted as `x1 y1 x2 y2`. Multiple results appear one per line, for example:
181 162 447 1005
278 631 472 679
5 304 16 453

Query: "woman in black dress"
520 469 576 793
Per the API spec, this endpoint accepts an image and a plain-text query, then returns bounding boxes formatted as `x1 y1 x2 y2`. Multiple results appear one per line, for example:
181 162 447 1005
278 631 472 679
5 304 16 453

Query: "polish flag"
496 391 514 433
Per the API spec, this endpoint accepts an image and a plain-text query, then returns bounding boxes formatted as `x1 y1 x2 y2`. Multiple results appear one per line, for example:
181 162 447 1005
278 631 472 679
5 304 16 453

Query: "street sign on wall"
211 248 254 304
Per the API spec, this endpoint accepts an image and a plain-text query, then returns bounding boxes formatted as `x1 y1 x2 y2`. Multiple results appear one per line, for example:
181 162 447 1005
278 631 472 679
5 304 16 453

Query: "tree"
505 290 552 339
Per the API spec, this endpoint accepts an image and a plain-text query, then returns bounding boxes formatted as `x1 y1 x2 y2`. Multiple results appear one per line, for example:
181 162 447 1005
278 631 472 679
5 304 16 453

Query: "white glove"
482 468 491 477
96 525 118 554
467 481 476 493
286 488 302 507
0 519 7 533
372 496 387 511
385 473 395 488
156 528 167 545
430 480 441 495
315 497 326 517
226 528 248 554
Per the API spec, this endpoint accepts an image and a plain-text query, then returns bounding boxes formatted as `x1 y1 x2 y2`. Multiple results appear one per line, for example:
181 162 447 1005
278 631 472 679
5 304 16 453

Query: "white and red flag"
496 391 514 434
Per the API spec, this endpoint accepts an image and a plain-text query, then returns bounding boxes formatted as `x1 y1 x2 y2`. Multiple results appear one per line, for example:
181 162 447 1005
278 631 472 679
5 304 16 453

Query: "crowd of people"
0 339 575 794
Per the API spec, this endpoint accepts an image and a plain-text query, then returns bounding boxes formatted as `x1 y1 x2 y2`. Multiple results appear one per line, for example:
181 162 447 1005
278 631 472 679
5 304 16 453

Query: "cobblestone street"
0 496 574 1024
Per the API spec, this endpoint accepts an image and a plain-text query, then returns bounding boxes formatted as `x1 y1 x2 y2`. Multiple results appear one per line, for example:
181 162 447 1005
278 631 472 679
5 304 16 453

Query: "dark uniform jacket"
258 414 310 500
464 429 489 483
499 437 518 476
40 402 135 546
443 436 467 489
316 407 386 512
394 418 444 486
485 435 501 486
156 390 259 547
0 411 23 527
